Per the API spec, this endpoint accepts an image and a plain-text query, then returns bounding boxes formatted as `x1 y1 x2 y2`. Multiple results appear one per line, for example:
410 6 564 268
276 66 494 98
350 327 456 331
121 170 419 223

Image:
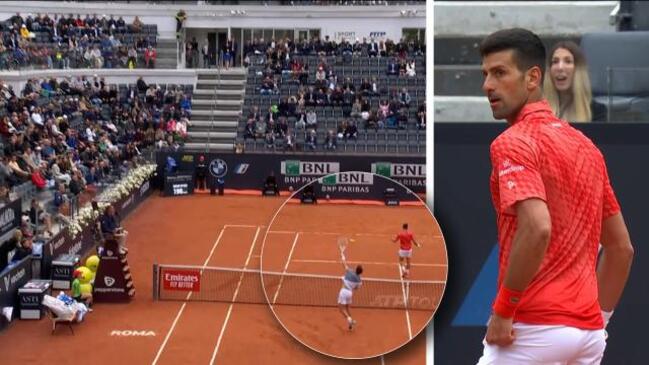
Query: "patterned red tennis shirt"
489 100 620 329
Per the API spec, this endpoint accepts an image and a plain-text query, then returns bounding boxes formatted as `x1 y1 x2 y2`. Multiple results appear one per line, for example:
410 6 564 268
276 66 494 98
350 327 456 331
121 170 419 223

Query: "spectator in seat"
132 16 143 34
543 41 598 122
254 117 267 140
127 46 137 69
391 106 405 129
305 129 317 151
399 88 411 107
144 46 157 69
11 236 33 263
360 78 372 96
53 182 70 217
285 129 296 151
295 112 306 130
387 58 399 75
368 38 379 58
29 199 53 237
7 154 30 182
244 119 255 140
346 120 358 140
399 59 408 76
324 129 337 151
264 131 275 149
406 60 416 77
260 76 274 94
306 109 317 129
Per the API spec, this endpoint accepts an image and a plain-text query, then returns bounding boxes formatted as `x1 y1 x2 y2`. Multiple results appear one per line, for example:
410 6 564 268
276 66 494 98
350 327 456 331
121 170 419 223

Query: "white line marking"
398 264 413 340
152 226 227 365
273 232 300 304
151 302 186 365
224 224 259 228
267 230 443 239
210 226 262 365
291 258 446 268
266 230 296 234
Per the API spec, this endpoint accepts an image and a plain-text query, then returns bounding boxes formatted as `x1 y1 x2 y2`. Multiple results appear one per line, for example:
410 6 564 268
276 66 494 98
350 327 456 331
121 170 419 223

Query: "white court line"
224 224 259 228
268 230 443 239
273 232 300 304
398 264 413 340
210 226 262 365
291 258 446 268
151 226 227 365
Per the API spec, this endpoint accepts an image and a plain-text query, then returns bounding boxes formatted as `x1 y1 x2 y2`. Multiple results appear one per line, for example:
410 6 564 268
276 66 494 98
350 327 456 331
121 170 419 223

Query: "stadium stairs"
155 39 178 69
184 68 246 152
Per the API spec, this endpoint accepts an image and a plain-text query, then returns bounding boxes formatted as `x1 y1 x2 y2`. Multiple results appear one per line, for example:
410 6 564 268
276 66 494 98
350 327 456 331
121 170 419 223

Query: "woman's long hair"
543 41 592 122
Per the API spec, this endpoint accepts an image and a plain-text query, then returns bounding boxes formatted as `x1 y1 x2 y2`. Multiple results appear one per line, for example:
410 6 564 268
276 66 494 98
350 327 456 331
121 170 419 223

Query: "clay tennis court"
0 194 438 364
262 203 447 359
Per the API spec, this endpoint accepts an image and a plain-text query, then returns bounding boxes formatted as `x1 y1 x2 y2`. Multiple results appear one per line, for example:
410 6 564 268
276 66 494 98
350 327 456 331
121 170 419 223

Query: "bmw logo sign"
209 159 228 178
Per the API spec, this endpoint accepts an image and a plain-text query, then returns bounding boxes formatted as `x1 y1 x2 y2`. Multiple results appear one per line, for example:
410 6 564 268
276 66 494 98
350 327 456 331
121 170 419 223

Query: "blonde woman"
543 41 598 122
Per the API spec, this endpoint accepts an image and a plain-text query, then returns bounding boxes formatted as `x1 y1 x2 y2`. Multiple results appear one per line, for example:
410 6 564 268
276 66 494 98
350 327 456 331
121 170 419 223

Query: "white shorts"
477 323 606 365
337 288 353 305
398 249 412 258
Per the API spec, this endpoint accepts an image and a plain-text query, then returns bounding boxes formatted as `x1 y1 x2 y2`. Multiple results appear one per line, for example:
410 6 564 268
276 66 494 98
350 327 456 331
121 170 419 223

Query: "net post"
153 263 159 301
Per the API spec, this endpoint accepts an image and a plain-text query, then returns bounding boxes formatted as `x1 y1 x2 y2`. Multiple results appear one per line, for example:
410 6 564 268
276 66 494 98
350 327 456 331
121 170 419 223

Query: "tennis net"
153 264 444 311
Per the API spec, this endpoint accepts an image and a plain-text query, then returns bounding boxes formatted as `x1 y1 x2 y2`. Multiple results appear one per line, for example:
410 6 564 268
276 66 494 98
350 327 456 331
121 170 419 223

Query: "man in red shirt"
145 46 157 69
477 28 634 364
392 223 421 279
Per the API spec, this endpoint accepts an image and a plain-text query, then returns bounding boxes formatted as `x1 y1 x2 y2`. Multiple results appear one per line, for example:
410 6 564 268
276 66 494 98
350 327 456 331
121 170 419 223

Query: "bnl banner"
157 152 426 193
434 123 649 364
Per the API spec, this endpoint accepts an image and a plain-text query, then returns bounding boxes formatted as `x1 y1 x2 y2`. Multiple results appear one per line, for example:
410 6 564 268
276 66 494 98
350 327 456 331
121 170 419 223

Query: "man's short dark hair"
403 223 408 230
356 265 363 275
479 28 546 78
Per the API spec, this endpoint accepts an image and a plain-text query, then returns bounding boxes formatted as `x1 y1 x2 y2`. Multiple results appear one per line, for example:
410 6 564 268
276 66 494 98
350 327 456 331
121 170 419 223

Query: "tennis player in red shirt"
477 28 634 364
392 223 421 279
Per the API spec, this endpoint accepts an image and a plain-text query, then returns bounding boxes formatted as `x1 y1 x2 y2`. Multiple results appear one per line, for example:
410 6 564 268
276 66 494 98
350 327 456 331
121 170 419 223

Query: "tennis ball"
326 194 330 200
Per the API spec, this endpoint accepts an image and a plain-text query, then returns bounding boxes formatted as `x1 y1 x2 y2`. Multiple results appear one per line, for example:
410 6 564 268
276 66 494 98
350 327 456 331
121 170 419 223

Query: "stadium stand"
0 13 159 70
235 38 426 155
0 74 192 229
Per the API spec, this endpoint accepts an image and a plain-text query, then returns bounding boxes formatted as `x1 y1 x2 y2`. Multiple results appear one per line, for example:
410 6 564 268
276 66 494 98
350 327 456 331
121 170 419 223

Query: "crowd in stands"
0 13 157 70
0 75 192 222
241 36 425 151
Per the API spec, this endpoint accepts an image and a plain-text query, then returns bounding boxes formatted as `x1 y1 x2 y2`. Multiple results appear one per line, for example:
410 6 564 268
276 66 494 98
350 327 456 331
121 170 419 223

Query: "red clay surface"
262 204 447 359
0 194 436 364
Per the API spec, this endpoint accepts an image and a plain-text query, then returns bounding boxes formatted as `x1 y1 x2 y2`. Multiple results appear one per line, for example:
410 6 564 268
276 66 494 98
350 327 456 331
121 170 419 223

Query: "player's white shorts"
338 288 353 305
477 323 606 365
398 249 412 258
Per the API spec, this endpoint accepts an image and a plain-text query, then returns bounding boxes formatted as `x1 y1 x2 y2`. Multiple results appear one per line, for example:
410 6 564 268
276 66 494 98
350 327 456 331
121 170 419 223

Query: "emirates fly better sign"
163 270 201 291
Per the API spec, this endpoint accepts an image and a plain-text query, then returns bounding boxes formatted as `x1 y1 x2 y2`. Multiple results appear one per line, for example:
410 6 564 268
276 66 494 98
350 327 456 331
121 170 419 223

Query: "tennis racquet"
338 236 348 261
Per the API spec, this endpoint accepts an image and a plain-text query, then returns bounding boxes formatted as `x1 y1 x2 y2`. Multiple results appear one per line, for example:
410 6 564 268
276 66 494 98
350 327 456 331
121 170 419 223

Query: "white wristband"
602 310 614 327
